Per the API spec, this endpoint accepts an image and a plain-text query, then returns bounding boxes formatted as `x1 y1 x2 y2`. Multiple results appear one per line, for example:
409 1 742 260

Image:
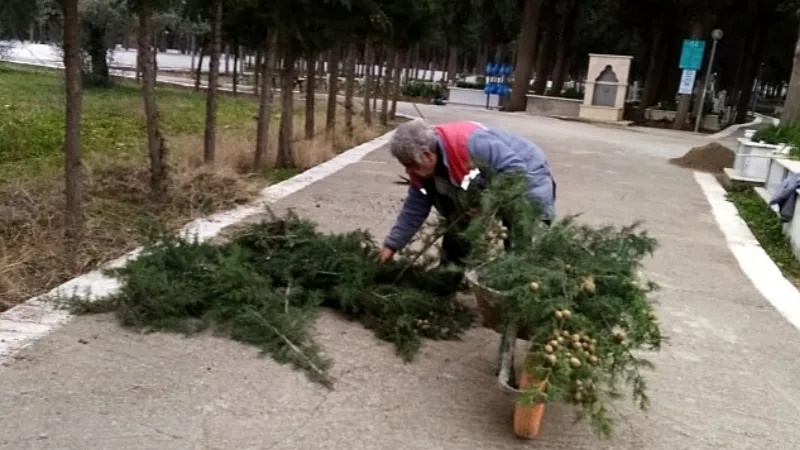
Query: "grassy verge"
725 183 800 283
0 64 397 311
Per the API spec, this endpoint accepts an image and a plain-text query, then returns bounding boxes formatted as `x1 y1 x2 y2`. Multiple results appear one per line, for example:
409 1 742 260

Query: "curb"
0 108 411 363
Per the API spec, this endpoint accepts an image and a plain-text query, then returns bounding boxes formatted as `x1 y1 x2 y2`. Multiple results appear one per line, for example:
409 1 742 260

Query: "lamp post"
694 29 724 132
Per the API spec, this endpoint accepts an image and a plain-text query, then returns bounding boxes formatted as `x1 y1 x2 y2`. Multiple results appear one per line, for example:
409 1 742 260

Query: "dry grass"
0 101 394 311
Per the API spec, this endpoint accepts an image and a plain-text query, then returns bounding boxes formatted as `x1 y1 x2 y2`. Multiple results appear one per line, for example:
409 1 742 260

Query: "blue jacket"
384 125 556 251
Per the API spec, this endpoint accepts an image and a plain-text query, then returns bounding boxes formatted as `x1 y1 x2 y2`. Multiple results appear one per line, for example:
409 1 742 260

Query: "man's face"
404 150 437 178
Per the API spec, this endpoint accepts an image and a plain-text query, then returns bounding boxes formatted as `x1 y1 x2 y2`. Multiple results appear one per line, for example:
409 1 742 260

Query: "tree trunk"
305 54 316 140
373 47 382 112
224 43 230 74
403 48 413 85
508 0 544 111
344 44 356 138
254 33 276 171
252 46 260 96
782 29 800 123
447 45 458 83
60 0 83 241
326 47 341 134
476 44 488 74
381 48 396 126
138 1 168 195
233 43 240 96
549 4 578 96
637 22 670 114
532 22 553 95
363 42 373 126
86 24 109 84
277 46 297 168
391 49 405 119
735 22 769 123
203 0 223 165
673 22 706 129
194 43 206 91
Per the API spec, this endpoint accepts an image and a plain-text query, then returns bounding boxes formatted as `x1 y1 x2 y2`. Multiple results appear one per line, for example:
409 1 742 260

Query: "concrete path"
3 103 800 450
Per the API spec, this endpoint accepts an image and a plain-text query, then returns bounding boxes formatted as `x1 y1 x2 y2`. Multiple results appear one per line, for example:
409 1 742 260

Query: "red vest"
409 121 483 189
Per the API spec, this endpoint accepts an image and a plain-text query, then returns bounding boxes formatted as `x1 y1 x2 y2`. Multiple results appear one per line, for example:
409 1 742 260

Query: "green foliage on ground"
68 210 476 388
0 64 264 181
726 183 800 283
401 80 444 99
753 124 800 159
455 170 663 438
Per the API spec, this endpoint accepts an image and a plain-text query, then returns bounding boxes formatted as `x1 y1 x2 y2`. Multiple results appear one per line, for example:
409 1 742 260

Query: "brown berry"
588 355 599 365
562 330 571 338
562 309 572 319
572 341 583 350
544 354 557 366
529 282 540 291
544 344 554 354
569 357 582 368
574 392 584 402
548 340 559 348
582 276 596 293
572 334 581 342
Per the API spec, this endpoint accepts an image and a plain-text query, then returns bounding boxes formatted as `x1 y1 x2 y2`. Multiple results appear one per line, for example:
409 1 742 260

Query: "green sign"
679 39 706 71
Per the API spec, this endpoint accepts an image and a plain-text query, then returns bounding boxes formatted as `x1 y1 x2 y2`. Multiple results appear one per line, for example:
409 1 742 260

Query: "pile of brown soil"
668 142 735 173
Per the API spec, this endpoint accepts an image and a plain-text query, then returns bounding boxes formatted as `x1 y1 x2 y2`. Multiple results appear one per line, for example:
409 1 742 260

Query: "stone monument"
578 54 633 122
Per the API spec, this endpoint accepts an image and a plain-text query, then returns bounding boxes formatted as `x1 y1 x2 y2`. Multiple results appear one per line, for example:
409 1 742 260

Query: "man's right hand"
378 246 395 263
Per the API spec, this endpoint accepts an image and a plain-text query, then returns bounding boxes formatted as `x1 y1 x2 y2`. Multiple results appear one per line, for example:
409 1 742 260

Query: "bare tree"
60 0 84 241
137 0 168 195
380 48 396 126
305 54 317 140
203 0 223 164
344 43 357 137
363 42 373 126
277 46 297 168
326 47 341 134
254 32 277 171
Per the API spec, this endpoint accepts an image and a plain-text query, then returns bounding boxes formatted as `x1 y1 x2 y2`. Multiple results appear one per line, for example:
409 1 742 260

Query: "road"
1 103 799 450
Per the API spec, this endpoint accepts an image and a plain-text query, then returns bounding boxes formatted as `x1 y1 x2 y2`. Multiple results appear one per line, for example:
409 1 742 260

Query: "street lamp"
694 29 724 132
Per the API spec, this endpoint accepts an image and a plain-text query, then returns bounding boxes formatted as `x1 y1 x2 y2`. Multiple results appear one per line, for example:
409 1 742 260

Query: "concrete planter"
733 138 790 183
525 94 581 117
645 109 722 131
761 157 800 261
448 87 500 109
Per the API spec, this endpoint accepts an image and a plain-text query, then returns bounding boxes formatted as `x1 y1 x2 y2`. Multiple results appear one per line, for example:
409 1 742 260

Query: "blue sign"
679 39 706 71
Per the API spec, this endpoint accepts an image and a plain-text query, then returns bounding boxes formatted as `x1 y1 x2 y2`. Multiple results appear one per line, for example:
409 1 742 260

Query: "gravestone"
579 54 632 122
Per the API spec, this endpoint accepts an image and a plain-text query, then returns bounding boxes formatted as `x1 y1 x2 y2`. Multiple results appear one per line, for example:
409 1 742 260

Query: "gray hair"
389 119 437 165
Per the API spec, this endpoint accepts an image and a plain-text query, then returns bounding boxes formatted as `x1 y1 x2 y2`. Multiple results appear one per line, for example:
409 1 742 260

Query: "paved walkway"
2 103 800 450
